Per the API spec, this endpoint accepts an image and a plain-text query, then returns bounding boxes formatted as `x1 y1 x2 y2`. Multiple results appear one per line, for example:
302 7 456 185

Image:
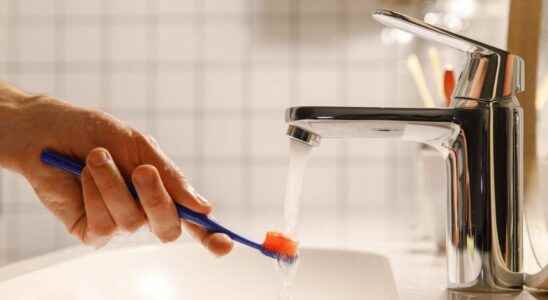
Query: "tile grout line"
52 0 67 249
193 0 205 189
5 0 19 263
146 0 158 137
9 12 418 24
240 0 254 211
100 0 111 112
1 61 395 73
0 0 6 220
288 0 300 107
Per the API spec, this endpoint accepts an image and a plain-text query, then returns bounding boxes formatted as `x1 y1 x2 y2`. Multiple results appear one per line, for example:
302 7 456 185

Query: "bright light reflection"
447 0 477 18
424 12 442 26
381 28 414 45
137 272 176 300
380 28 394 44
393 29 414 44
444 14 464 32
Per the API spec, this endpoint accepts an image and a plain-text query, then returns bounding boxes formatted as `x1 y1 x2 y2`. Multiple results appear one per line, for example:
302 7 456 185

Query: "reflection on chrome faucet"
446 290 544 300
286 9 528 293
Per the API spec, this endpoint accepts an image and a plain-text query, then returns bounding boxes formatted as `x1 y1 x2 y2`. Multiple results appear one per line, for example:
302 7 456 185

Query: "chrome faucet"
286 10 529 292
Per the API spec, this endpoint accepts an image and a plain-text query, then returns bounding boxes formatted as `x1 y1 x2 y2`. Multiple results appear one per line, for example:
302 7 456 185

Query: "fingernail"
89 150 110 167
186 184 211 207
196 193 211 207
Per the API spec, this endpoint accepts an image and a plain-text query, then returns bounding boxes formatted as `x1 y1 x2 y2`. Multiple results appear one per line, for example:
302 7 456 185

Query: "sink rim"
0 241 392 284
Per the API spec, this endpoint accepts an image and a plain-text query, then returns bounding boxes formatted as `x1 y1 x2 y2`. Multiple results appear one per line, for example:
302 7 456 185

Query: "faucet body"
285 9 531 292
286 97 524 291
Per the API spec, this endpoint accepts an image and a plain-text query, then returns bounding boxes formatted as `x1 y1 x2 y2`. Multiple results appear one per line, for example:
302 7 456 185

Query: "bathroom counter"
0 208 543 300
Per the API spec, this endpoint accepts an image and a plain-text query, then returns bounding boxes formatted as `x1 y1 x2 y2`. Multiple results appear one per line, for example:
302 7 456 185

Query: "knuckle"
120 215 145 233
97 180 118 195
89 222 116 237
131 130 151 151
158 226 182 243
145 192 167 210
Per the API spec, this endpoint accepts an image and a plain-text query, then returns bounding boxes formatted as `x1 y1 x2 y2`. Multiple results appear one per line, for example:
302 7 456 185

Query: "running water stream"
277 138 314 300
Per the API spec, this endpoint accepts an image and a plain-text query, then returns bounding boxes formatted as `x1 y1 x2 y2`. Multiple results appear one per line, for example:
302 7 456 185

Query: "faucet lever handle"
373 9 525 101
373 9 503 55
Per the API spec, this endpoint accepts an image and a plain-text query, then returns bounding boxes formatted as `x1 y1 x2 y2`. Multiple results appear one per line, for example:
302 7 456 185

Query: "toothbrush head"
262 231 298 263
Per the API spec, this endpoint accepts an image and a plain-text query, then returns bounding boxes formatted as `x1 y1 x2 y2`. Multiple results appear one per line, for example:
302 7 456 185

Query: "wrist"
0 82 41 171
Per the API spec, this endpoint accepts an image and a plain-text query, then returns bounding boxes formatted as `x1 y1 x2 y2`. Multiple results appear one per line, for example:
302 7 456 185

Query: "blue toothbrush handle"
40 149 271 255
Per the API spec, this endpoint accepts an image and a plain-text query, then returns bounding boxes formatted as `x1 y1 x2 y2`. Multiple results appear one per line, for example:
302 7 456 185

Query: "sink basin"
0 244 398 300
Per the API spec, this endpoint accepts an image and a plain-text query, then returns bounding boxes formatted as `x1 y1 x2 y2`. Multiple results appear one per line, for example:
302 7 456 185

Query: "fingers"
132 133 212 214
32 174 86 234
183 221 233 257
132 165 182 243
81 167 116 247
86 147 146 233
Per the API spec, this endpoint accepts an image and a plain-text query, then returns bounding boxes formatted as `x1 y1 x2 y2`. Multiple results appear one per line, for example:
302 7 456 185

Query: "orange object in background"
262 231 298 258
443 68 455 107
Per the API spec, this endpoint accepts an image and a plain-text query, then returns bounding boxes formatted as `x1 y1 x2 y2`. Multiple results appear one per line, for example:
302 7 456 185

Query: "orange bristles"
262 231 298 259
443 68 455 107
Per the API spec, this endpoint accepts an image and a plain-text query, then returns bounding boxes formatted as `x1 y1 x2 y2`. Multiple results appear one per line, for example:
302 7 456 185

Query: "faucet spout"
285 100 524 292
286 107 463 151
287 125 321 147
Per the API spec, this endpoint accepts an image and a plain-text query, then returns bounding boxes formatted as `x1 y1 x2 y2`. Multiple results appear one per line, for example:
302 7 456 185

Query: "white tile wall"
251 18 291 63
201 116 243 159
203 0 247 14
250 117 288 158
347 69 390 106
156 23 196 62
203 69 244 110
250 164 287 209
110 111 150 135
16 24 56 63
0 18 7 63
298 0 339 13
0 0 512 266
64 0 103 15
203 19 249 63
298 68 339 105
61 73 103 108
199 165 245 209
250 67 291 109
156 117 195 158
156 0 195 14
155 70 195 110
16 0 57 16
64 24 102 62
110 24 148 61
110 72 149 109
14 74 56 95
107 0 149 15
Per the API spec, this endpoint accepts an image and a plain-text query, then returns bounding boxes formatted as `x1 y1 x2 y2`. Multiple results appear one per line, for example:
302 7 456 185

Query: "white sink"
0 244 397 300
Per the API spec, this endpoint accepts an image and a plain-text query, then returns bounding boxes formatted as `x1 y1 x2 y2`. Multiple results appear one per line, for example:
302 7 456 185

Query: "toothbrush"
407 54 436 108
443 67 455 107
40 149 298 262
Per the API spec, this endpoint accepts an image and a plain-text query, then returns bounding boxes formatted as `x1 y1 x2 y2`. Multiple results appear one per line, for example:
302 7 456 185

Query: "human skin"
0 81 233 255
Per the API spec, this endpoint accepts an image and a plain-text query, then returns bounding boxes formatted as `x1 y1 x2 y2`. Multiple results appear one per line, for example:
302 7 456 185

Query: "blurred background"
0 0 546 267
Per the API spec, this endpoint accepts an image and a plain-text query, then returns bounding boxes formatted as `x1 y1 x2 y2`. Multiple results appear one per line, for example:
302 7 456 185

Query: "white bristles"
428 47 444 103
536 74 548 111
407 54 436 108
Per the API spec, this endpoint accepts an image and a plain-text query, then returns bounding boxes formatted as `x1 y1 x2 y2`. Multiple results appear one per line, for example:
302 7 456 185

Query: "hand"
0 83 233 255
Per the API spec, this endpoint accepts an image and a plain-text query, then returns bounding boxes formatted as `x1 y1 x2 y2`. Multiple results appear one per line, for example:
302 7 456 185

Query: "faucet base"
286 101 524 293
